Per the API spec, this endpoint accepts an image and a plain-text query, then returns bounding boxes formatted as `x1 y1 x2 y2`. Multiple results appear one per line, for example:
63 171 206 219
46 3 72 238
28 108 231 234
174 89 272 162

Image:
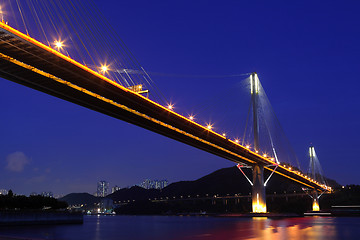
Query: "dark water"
0 215 359 240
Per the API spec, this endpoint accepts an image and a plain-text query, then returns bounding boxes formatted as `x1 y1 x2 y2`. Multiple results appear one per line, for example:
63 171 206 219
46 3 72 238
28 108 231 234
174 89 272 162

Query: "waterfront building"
99 198 114 213
0 189 8 195
97 180 109 197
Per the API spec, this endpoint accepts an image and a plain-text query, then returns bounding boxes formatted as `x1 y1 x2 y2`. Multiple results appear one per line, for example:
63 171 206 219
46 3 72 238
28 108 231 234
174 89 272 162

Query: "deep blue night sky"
1 0 359 196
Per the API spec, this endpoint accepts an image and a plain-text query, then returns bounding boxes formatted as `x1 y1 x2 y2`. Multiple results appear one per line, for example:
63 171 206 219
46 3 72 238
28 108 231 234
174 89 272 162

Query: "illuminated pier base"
312 191 320 211
252 164 267 213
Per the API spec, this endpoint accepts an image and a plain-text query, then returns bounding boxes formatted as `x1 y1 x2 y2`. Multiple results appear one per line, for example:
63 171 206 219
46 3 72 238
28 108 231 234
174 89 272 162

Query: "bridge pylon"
308 146 324 211
250 72 267 213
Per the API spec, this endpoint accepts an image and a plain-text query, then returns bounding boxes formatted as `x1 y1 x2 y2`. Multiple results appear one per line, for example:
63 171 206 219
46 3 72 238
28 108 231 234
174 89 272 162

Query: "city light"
101 64 109 73
54 40 64 50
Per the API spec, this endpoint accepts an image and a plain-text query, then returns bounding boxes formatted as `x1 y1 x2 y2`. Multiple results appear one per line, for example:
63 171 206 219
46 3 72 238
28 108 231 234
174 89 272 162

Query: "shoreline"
0 211 83 226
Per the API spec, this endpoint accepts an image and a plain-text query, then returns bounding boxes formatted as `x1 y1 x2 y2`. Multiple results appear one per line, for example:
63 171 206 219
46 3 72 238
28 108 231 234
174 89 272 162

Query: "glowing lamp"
54 41 63 50
101 65 109 73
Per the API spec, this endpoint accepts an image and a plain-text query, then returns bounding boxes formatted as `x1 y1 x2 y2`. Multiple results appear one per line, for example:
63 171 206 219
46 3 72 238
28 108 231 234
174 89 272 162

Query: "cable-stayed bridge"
0 1 331 213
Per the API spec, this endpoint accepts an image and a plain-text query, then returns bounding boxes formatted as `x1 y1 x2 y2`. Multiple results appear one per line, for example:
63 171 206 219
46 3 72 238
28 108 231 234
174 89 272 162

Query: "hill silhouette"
109 166 328 201
59 192 99 206
61 166 340 205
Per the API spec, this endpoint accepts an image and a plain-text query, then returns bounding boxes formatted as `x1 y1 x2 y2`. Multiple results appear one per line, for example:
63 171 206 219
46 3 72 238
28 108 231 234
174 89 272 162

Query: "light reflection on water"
0 215 359 240
190 217 340 240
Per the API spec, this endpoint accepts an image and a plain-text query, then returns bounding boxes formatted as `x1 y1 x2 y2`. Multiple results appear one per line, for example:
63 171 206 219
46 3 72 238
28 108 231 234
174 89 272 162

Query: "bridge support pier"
252 164 267 213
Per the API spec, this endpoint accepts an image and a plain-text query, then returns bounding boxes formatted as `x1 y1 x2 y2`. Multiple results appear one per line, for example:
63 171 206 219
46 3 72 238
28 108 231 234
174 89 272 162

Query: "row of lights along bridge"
52 38 330 192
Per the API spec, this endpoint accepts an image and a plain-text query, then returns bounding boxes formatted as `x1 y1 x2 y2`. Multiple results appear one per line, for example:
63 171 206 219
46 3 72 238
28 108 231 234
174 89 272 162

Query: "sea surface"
0 215 359 240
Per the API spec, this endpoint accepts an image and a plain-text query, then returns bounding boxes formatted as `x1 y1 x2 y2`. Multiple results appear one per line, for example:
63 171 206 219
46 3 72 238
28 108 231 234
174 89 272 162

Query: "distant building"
97 180 109 197
99 198 114 213
41 192 53 198
139 179 168 190
139 179 152 189
112 185 121 193
155 180 168 189
53 194 64 199
0 189 8 195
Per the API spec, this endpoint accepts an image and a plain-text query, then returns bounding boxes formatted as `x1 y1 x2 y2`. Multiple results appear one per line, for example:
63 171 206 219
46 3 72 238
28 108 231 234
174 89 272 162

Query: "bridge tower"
309 146 320 211
250 72 266 213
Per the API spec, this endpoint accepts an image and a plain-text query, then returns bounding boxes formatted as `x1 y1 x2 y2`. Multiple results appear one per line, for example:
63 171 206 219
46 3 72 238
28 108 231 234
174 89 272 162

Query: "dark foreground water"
0 215 360 240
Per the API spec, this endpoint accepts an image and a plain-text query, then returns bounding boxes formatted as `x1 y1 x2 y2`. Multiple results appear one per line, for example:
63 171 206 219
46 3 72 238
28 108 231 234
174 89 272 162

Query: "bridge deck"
0 22 328 192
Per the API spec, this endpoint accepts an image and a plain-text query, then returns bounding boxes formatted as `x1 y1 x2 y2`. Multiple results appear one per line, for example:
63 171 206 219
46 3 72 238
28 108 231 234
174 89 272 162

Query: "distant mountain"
109 166 340 201
59 192 99 206
159 166 302 197
160 166 253 197
109 186 159 201
61 166 341 205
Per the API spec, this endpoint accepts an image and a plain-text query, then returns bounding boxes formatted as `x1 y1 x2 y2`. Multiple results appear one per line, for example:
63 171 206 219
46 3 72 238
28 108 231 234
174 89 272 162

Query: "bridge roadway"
0 22 327 192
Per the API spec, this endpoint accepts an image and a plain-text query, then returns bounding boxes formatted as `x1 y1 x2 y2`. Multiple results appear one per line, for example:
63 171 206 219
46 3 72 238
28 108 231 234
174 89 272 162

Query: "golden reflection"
196 217 338 240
